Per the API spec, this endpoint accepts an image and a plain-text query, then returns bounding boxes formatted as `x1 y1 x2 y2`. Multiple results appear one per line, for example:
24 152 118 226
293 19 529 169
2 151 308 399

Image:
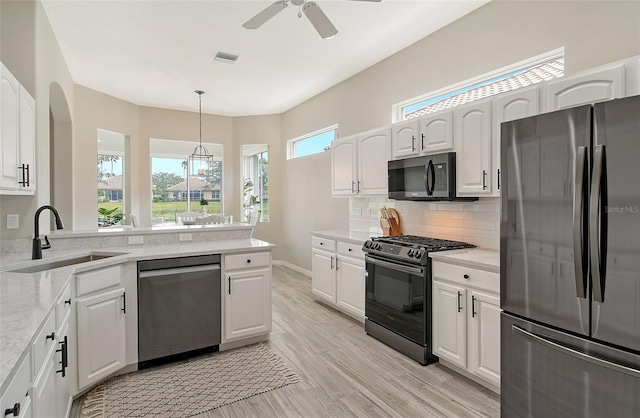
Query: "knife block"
380 208 402 236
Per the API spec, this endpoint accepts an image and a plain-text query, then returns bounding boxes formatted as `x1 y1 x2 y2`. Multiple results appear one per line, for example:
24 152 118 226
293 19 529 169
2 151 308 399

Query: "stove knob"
407 249 414 257
376 244 383 250
414 251 422 259
364 242 370 249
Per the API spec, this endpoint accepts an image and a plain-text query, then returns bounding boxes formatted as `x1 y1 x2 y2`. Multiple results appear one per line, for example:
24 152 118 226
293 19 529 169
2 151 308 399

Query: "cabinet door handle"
46 331 55 341
457 291 462 313
351 181 355 193
472 296 477 318
56 336 68 377
121 292 126 314
411 135 416 152
64 298 71 305
4 403 20 417
335 256 340 271
497 168 501 190
330 256 334 270
482 170 487 190
18 164 29 187
421 133 425 150
228 277 231 295
357 180 361 193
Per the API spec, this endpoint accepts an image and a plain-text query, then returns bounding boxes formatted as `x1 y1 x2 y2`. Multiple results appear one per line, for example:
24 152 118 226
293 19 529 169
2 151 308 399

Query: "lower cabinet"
76 265 126 391
223 252 272 343
311 235 365 321
432 260 501 391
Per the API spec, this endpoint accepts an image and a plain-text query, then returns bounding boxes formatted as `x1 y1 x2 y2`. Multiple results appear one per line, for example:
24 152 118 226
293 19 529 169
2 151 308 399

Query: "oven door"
365 255 427 346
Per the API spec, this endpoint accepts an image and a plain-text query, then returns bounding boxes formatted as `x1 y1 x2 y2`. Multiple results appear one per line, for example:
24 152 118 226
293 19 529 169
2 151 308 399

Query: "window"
394 50 565 121
97 129 126 227
242 145 269 222
287 125 337 159
150 139 223 222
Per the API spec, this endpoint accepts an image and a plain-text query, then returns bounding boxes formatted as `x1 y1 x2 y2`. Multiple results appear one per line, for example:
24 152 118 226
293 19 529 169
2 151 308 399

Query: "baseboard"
272 260 311 278
220 333 270 351
438 359 500 394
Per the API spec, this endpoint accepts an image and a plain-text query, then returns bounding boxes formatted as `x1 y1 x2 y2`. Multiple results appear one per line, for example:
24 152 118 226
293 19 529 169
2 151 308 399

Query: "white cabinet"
331 135 357 196
223 252 272 342
0 353 31 418
456 99 493 196
492 86 540 196
332 127 391 196
432 260 501 391
311 235 365 322
391 110 453 159
0 62 35 194
76 265 126 391
546 63 625 111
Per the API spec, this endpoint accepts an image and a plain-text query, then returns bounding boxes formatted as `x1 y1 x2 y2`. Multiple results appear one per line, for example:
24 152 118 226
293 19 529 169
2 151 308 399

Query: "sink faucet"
33 205 65 260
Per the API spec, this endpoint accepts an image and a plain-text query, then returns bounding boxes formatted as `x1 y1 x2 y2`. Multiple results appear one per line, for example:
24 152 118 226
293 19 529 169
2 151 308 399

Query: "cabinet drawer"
0 352 31 418
432 261 499 293
337 241 364 259
312 236 336 252
56 284 72 331
32 311 56 377
76 265 122 297
225 252 271 271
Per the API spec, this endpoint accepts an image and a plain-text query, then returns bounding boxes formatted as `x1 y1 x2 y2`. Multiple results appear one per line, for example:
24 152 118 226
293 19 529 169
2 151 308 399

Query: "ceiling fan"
243 0 381 40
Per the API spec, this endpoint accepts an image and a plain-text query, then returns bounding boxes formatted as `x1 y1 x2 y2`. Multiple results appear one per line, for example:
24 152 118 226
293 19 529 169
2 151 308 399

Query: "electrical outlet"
7 214 19 229
179 233 192 242
128 236 144 245
351 207 362 216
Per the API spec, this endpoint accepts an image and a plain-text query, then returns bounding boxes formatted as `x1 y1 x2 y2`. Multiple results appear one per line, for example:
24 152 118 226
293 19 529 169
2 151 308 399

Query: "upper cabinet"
492 86 540 196
546 63 624 111
332 126 391 196
391 110 453 159
456 99 493 196
1 62 36 195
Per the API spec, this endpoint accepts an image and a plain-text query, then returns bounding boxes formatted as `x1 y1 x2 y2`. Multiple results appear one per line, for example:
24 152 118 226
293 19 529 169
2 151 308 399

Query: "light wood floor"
71 265 500 417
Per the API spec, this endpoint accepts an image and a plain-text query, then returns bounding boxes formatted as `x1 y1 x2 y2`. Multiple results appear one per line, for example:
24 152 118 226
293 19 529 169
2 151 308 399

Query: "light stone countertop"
47 222 253 239
0 238 274 395
429 248 500 273
310 230 375 246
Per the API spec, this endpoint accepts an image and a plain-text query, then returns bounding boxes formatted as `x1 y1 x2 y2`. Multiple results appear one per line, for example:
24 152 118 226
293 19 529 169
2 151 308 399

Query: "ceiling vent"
211 51 239 64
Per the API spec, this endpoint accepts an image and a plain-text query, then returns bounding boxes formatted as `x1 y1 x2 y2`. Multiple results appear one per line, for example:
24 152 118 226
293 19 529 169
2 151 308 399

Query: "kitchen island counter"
0 237 273 395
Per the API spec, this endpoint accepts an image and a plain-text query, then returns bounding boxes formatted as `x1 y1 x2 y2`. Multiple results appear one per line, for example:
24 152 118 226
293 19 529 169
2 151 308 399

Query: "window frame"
392 48 565 122
286 124 338 160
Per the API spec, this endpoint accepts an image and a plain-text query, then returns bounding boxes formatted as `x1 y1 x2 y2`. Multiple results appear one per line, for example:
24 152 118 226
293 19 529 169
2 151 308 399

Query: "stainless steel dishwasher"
138 254 221 368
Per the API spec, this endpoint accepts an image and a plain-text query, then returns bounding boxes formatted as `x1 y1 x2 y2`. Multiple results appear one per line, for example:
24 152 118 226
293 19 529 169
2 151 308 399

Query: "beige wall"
0 0 75 239
280 0 640 270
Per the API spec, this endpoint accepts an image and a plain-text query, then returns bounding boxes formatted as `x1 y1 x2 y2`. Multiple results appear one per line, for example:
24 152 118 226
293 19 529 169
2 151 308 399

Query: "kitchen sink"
8 252 126 273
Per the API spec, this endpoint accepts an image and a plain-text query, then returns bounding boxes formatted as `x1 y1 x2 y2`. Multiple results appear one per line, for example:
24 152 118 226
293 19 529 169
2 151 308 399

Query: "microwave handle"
425 160 435 196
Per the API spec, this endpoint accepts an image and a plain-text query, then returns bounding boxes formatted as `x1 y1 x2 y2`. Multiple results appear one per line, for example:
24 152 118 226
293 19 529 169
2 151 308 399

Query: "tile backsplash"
349 197 500 250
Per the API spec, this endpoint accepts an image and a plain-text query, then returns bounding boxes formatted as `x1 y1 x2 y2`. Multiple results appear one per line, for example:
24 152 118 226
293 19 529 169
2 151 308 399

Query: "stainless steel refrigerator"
500 95 640 417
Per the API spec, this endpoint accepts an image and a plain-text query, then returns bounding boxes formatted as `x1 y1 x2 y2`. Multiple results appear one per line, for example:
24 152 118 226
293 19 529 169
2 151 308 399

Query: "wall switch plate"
365 208 372 217
128 236 144 245
179 233 192 242
7 214 19 229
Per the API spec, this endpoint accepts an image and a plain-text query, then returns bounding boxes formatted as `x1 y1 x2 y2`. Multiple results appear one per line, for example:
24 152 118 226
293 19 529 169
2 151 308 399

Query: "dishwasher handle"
139 264 220 278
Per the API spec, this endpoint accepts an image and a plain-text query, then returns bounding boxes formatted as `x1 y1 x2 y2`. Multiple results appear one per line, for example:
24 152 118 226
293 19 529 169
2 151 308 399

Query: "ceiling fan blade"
347 0 382 2
303 2 338 39
243 1 289 29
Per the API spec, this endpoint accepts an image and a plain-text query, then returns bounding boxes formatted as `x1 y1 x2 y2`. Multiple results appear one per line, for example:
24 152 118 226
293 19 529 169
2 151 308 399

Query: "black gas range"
362 235 475 365
363 235 475 265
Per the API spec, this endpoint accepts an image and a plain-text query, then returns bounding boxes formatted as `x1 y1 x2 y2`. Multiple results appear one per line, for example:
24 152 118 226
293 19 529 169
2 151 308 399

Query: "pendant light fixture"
191 90 213 176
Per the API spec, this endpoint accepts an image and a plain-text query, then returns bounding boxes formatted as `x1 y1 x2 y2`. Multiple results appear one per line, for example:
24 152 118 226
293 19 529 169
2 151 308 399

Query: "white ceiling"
41 0 489 117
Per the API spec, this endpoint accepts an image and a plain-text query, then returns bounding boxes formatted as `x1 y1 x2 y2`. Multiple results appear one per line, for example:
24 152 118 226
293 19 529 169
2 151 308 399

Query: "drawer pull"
4 403 20 417
463 274 469 279
348 248 352 252
246 259 251 264
46 331 55 341
320 242 324 245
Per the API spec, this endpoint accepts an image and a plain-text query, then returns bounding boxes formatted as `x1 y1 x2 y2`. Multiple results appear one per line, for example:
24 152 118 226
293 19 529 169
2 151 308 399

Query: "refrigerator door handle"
573 146 588 299
512 325 640 378
590 145 607 303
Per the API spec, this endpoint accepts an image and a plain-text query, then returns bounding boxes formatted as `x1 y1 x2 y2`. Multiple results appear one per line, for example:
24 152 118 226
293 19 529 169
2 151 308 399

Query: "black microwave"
388 152 477 201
